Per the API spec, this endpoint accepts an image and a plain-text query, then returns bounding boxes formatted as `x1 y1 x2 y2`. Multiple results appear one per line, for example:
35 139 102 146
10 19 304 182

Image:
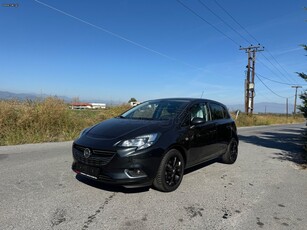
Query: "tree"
297 45 307 118
128 98 137 103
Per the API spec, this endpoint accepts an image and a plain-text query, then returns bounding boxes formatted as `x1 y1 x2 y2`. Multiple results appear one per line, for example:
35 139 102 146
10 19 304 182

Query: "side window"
190 103 210 122
210 103 224 120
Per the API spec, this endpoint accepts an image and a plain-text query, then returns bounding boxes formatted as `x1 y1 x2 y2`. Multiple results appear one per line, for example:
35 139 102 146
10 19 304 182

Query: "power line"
264 48 295 80
214 0 296 83
177 0 296 106
198 0 252 45
257 58 294 84
259 53 294 83
176 0 241 46
256 73 307 86
33 0 203 71
198 1 299 96
254 88 280 102
256 73 292 85
213 0 260 44
256 74 291 99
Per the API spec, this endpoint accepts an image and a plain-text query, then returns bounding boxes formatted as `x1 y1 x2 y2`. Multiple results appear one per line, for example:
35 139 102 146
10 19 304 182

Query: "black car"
72 98 238 192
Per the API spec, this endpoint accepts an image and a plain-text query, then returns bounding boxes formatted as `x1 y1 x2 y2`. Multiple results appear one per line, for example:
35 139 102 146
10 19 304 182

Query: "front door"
185 103 218 167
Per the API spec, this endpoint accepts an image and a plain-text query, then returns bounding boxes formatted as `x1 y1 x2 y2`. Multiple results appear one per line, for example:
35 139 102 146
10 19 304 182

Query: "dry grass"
232 113 305 127
0 98 130 146
0 98 305 146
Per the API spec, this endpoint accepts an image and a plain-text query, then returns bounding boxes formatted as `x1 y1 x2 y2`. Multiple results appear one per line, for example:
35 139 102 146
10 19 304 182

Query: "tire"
153 149 184 192
222 138 238 164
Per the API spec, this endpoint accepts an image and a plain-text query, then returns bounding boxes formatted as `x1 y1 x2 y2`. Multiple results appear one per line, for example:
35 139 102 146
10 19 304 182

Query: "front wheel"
221 138 238 164
153 149 184 192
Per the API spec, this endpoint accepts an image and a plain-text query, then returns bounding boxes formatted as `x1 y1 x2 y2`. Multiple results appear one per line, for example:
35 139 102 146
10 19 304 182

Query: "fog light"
124 169 147 178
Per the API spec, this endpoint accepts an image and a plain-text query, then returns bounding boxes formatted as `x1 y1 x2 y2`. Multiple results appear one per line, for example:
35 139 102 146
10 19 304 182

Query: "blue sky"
1 0 306 105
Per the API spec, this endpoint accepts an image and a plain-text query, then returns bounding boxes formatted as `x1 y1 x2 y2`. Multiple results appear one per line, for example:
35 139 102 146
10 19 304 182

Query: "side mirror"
191 117 205 125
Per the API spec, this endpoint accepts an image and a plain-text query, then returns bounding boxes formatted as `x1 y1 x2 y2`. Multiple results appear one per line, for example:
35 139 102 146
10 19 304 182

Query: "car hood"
85 118 170 140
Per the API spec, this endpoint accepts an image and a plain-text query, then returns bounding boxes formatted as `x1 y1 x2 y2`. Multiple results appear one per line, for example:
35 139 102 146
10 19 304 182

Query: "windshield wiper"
132 117 154 120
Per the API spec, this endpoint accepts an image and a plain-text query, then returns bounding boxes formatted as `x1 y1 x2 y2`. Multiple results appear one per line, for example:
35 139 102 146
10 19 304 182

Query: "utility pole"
286 98 288 118
291 85 302 114
240 45 264 115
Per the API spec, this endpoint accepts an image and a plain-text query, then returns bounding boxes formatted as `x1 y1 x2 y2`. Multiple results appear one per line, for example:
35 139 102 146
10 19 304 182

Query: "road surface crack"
81 192 116 230
51 208 67 227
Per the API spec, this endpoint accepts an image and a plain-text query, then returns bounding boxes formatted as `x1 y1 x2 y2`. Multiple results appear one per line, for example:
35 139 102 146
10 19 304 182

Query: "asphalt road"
0 123 306 230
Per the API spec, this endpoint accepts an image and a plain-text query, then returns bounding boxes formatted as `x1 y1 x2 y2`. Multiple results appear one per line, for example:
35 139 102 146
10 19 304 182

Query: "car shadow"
184 159 218 175
238 127 306 166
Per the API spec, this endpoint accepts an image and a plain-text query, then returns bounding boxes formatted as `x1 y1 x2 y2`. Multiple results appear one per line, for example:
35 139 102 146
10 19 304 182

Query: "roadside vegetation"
232 113 304 127
0 97 305 146
0 97 130 146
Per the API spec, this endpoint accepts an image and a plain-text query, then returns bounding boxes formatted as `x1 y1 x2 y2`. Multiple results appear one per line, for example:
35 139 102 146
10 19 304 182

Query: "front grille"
73 144 116 167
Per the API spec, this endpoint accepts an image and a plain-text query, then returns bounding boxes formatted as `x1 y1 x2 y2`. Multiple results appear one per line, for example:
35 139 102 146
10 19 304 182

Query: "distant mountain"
227 102 295 114
0 91 120 105
0 91 71 102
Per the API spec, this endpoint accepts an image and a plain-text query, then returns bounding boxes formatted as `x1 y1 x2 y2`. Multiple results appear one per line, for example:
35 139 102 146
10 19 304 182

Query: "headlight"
117 133 159 150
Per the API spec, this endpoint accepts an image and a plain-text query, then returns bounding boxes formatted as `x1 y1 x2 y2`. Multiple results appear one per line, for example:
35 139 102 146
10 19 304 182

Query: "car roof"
147 98 226 107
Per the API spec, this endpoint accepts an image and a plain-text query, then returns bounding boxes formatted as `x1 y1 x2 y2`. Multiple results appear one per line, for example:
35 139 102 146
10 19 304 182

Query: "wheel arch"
165 144 187 167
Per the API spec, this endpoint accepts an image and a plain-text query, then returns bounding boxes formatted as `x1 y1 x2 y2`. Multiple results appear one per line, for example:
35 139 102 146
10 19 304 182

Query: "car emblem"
83 148 91 158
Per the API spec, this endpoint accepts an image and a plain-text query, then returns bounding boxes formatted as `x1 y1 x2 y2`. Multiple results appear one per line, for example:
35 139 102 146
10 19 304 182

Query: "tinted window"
223 107 230 119
131 103 157 119
121 100 189 120
210 103 225 120
190 103 210 121
181 103 210 126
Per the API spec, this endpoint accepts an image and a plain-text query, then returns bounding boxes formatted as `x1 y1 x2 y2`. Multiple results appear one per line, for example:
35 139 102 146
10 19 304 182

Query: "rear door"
209 103 232 156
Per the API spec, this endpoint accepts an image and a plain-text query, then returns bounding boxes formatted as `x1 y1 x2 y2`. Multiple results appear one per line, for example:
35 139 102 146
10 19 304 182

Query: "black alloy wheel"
153 149 184 192
229 140 238 162
222 138 238 164
165 155 182 187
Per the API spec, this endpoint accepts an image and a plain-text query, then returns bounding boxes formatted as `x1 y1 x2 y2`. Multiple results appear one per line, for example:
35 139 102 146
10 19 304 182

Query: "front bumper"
71 143 164 188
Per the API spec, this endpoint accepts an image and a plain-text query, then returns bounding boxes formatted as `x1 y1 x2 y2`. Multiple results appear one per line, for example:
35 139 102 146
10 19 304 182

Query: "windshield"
120 100 189 120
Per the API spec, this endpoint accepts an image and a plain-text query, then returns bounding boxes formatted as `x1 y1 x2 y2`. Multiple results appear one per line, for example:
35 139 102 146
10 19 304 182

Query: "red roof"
71 102 91 106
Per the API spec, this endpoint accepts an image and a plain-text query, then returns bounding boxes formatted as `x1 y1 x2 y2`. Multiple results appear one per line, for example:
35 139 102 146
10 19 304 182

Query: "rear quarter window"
210 103 229 120
223 106 231 119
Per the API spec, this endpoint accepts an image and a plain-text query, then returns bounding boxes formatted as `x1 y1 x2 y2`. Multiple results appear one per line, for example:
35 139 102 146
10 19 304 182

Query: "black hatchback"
72 98 238 192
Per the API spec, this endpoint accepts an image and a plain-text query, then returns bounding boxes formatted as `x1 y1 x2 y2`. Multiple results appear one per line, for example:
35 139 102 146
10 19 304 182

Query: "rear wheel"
153 149 184 192
222 138 238 164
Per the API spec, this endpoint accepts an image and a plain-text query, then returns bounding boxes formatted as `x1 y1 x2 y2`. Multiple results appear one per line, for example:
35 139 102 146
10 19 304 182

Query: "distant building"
71 102 106 109
71 102 92 110
91 103 106 109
